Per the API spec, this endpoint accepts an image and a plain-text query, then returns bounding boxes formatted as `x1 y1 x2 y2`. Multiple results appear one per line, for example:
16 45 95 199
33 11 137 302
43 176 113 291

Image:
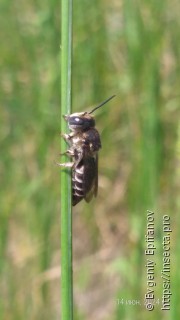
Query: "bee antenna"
88 95 116 114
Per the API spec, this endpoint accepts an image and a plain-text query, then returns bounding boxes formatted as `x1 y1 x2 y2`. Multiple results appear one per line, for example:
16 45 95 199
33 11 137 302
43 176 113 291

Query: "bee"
58 95 115 206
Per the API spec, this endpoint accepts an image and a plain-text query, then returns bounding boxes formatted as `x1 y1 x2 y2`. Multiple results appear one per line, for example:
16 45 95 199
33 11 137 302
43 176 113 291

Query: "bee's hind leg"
55 162 74 168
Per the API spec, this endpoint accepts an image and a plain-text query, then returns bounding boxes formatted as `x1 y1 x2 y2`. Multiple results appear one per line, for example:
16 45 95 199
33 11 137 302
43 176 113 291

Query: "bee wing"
94 153 98 197
84 154 98 203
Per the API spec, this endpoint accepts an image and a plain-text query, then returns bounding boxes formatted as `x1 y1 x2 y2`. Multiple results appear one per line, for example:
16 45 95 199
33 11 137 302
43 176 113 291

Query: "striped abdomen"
72 157 97 206
72 163 84 206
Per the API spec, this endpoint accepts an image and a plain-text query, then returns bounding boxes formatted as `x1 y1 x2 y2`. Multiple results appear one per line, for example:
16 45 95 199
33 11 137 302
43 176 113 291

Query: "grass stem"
61 0 73 318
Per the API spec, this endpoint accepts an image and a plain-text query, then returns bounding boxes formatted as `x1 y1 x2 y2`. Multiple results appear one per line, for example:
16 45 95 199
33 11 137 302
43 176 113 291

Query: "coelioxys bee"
58 95 115 206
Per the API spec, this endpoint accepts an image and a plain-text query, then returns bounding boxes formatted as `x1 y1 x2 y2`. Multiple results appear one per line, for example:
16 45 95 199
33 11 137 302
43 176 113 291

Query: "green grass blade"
61 0 73 319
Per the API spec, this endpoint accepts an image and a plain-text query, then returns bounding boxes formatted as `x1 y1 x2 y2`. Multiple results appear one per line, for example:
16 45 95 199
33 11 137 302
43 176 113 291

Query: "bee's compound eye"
75 118 81 122
69 116 84 125
68 115 95 129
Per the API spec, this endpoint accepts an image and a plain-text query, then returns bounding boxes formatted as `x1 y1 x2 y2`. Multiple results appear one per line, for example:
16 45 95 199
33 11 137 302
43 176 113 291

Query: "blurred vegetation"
0 0 180 319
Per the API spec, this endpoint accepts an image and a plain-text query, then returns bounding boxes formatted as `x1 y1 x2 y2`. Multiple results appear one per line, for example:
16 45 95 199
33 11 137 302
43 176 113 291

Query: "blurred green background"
0 0 180 319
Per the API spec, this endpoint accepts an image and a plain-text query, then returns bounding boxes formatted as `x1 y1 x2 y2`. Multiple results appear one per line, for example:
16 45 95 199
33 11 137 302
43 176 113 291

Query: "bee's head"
64 112 95 132
63 95 116 132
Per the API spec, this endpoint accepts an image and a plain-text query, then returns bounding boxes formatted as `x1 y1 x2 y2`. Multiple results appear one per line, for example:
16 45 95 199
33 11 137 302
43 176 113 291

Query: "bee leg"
55 162 74 168
61 133 74 144
61 133 70 140
60 149 74 157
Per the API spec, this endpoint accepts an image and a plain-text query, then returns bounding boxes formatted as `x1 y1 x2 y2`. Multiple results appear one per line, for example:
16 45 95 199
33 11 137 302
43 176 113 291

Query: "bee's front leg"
61 133 74 145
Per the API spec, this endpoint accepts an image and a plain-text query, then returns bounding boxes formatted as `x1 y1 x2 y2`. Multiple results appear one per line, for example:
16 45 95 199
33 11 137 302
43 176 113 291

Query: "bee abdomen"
72 164 84 206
